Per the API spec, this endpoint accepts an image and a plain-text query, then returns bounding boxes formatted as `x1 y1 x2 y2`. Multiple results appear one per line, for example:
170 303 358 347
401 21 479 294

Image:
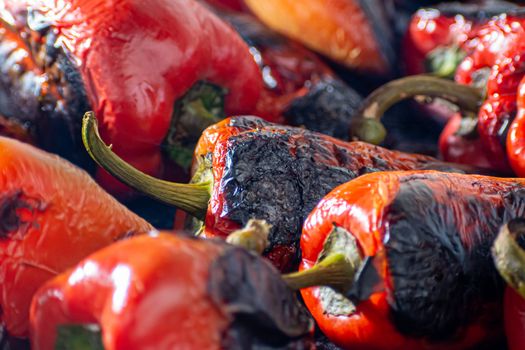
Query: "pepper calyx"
163 81 227 169
425 45 465 79
55 324 103 350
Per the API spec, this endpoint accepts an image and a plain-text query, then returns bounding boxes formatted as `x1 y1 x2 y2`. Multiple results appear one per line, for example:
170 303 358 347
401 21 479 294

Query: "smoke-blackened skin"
384 177 525 339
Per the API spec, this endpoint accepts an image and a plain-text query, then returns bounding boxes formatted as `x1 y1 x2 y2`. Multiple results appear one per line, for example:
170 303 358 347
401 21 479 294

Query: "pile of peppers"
4 1 525 350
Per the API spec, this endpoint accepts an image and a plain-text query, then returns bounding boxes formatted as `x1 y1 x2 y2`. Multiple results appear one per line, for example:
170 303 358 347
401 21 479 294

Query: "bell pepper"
242 0 395 75
82 112 485 272
285 170 525 349
492 219 525 350
0 136 152 339
30 233 313 350
211 7 363 140
0 0 262 195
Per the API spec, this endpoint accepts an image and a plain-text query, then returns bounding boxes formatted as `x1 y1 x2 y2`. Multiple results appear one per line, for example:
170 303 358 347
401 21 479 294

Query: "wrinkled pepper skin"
299 171 525 349
212 9 363 140
192 117 482 272
0 0 262 194
30 234 312 350
0 137 152 338
242 0 395 74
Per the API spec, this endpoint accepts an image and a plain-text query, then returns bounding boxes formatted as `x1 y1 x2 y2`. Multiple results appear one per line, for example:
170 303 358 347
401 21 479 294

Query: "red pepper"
82 113 487 272
403 7 472 76
0 136 152 338
30 233 313 350
0 0 262 195
294 170 525 349
507 75 525 177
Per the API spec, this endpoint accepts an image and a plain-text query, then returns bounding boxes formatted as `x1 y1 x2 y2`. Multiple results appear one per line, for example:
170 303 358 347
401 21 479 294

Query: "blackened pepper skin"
83 114 485 273
0 6 93 170
193 117 483 272
300 171 525 349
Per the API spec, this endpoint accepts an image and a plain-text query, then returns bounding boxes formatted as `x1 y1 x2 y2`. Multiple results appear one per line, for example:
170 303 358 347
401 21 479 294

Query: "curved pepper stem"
492 219 525 298
283 253 356 293
81 112 211 220
352 75 484 144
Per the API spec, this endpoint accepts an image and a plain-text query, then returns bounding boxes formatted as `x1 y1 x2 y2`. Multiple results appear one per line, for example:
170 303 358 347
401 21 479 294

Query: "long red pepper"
291 171 525 349
0 137 152 338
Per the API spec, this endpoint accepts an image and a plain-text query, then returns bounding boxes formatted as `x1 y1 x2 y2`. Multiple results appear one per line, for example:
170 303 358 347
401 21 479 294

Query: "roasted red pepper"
0 0 262 194
293 170 525 349
0 136 152 339
30 233 312 350
242 0 395 75
209 7 363 140
83 113 484 272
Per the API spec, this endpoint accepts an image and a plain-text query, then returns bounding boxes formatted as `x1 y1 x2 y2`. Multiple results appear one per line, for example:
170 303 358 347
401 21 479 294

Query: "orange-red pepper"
299 171 525 349
30 233 312 350
0 137 152 339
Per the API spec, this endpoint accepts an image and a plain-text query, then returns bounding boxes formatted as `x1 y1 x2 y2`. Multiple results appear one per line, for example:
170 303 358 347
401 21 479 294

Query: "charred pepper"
30 233 312 350
0 0 262 194
288 170 525 349
0 136 152 338
83 113 482 272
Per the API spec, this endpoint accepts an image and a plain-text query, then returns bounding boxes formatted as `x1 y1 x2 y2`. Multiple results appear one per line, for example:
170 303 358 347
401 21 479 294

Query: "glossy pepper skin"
0 0 262 194
30 233 313 350
403 1 524 76
298 170 525 349
0 136 152 338
507 74 525 177
503 287 525 350
210 8 363 140
242 0 395 74
181 116 479 272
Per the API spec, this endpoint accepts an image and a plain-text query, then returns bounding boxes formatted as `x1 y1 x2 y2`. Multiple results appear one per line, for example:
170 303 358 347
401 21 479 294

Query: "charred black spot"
0 327 29 350
0 191 45 239
383 179 525 341
228 115 272 131
219 12 285 50
0 8 94 172
284 78 362 140
208 246 312 349
221 130 356 263
436 1 525 20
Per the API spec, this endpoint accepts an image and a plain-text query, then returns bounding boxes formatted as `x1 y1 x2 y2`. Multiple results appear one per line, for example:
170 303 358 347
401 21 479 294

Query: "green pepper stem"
226 219 271 255
352 75 484 144
282 253 356 293
81 112 210 219
492 219 525 298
